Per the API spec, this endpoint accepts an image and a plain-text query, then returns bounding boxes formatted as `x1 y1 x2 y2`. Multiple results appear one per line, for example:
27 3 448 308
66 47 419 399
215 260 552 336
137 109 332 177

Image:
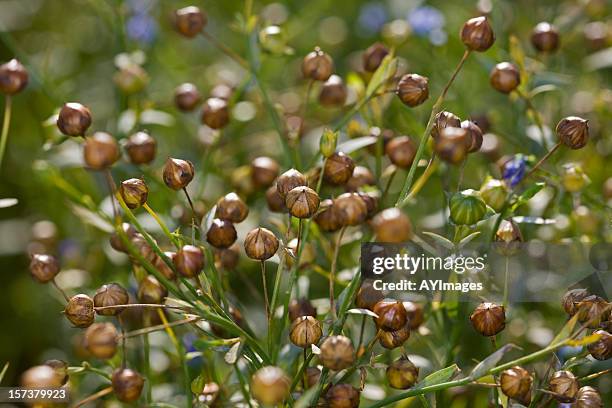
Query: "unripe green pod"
480 178 508 212
449 189 487 225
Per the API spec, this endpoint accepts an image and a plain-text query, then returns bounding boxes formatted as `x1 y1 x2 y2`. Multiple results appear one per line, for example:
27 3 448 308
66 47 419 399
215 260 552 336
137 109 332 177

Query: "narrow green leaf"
469 344 518 380
414 364 460 389
0 362 8 384
459 231 480 247
365 54 398 98
422 231 455 250
550 313 579 346
510 183 545 212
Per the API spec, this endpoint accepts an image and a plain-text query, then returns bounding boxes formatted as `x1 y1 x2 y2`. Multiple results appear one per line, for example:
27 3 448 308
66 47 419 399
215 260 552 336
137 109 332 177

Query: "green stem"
143 203 181 248
0 95 12 172
143 313 152 404
329 226 347 321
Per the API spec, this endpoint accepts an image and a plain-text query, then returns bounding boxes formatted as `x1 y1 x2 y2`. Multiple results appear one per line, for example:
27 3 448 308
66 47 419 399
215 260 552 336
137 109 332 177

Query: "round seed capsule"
244 227 279 260
206 218 237 249
84 322 118 359
57 102 92 136
94 283 129 316
29 253 60 283
396 74 429 107
289 316 322 348
500 366 533 405
112 368 144 402
175 6 207 38
386 357 419 389
460 16 495 51
216 192 249 223
251 366 290 406
83 132 119 170
174 83 201 112
125 132 156 165
470 302 505 337
65 294 95 328
319 335 355 371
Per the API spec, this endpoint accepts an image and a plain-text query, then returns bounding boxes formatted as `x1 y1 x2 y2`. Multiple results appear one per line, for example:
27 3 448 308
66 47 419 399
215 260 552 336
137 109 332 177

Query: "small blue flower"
503 155 527 187
183 332 203 367
358 2 388 35
407 6 445 36
127 13 157 44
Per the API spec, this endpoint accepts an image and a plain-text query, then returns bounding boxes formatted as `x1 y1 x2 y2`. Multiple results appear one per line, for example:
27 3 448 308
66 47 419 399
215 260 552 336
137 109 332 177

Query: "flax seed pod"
385 136 417 169
548 370 579 403
531 22 560 53
324 152 355 185
84 322 118 359
373 300 408 330
326 384 360 408
289 316 322 348
372 208 412 243
244 227 279 260
29 253 60 283
461 16 495 51
277 169 307 199
500 366 533 405
94 283 129 316
206 218 237 248
302 47 333 81
251 156 279 188
470 302 505 336
285 186 320 218
112 368 144 402
396 73 429 107
319 335 355 371
379 324 410 349
65 294 95 328
363 42 389 72
251 366 290 406
386 357 419 389
57 102 91 136
175 6 207 38
216 192 249 223
83 132 119 169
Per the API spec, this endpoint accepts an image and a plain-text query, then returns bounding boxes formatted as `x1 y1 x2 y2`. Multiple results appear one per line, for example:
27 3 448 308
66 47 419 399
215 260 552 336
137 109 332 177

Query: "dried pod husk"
84 132 119 170
480 178 508 212
335 192 368 226
320 335 355 371
302 47 333 81
326 383 360 408
125 132 156 165
154 251 177 280
379 324 411 349
373 300 408 331
110 223 137 253
461 120 484 152
305 367 321 388
403 301 424 329
112 368 144 402
449 189 487 226
490 62 521 94
174 83 201 111
319 74 347 107
290 316 323 348
575 386 603 408
355 279 384 310
65 294 95 328
29 253 60 283
57 102 92 136
531 22 560 52
386 357 419 389
20 365 63 388
431 111 461 140
201 97 230 129
43 360 69 386
119 178 148 209
244 227 279 261
174 245 205 278
277 168 307 199
163 158 195 190
500 366 532 405
371 208 412 243
460 16 495 51
494 219 523 256
386 136 417 169
175 6 207 38
549 370 579 403
265 185 287 213
324 152 355 185
470 302 505 336
587 330 611 360
396 73 429 107
138 275 168 304
576 295 611 328
206 218 237 249
0 59 28 95
285 186 320 218
561 288 589 316
289 298 317 321
363 42 389 72
346 166 375 191
251 366 290 406
251 156 280 188
556 116 589 149
216 192 249 223
94 283 129 316
84 322 118 359
314 199 344 233
435 127 469 164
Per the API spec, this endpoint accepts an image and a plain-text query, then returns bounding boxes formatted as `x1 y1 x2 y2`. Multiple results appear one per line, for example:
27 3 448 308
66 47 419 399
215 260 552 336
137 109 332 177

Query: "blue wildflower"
408 6 445 36
127 13 157 44
358 2 387 35
503 155 527 187
183 332 203 367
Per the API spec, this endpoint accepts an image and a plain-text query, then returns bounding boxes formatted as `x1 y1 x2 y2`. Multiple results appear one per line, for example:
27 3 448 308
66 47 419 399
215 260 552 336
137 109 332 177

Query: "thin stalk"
524 142 561 180
579 368 612 382
104 169 120 221
261 260 270 323
94 303 189 312
182 187 197 243
329 226 347 321
143 313 152 404
381 168 397 203
0 95 12 172
503 256 510 307
73 386 113 408
302 348 308 389
404 157 439 202
289 353 315 392
295 218 303 256
201 30 249 68
143 203 180 247
303 79 314 120
121 316 198 339
516 88 549 150
51 278 70 302
356 315 367 352
395 50 471 208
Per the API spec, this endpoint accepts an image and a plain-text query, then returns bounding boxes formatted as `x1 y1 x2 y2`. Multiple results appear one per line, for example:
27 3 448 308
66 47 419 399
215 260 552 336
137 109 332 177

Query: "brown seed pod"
305 367 321 389
561 288 589 316
57 102 92 136
43 360 69 386
549 370 579 403
174 245 205 278
326 383 360 408
319 74 347 107
201 97 230 129
125 132 156 165
175 6 207 38
314 199 344 232
358 191 379 219
373 300 408 331
277 168 307 199
320 335 355 371
531 22 560 52
470 302 505 336
154 251 177 280
119 178 148 209
575 386 603 408
324 152 355 185
434 127 469 164
556 116 589 149
587 330 611 360
206 218 237 249
112 368 144 402
403 301 424 329
110 223 137 253
84 132 119 170
20 365 63 389
431 110 461 140
386 357 419 389
494 219 523 256
396 74 429 107
288 298 317 321
285 186 320 218
367 127 395 154
29 253 60 283
346 166 375 192
379 324 411 349
576 295 610 328
130 233 159 265
266 185 287 212
490 62 521 94
371 208 412 243
251 156 280 188
174 83 201 111
163 158 195 190
250 366 290 406
335 192 368 226
355 279 384 310
138 275 168 304
302 47 333 81
386 136 417 169
460 16 495 51
65 294 95 328
84 322 118 359
216 192 249 223
94 283 129 316
0 59 28 95
289 316 323 348
500 366 533 405
244 227 279 260
461 120 484 152
363 42 389 72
